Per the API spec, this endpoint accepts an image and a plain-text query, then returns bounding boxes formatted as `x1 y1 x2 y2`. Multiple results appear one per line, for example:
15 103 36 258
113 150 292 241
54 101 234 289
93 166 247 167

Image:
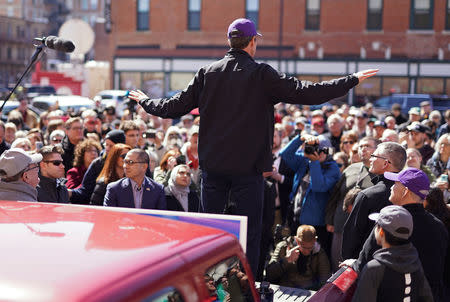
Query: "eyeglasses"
370 154 391 163
298 242 315 251
342 141 355 145
124 159 147 165
70 126 83 131
24 164 39 172
119 153 128 159
51 138 63 143
86 149 99 154
43 160 64 166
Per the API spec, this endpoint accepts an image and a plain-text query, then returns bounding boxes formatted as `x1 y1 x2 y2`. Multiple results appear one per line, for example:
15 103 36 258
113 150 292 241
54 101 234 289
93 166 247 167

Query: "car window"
374 96 391 108
141 287 184 302
406 97 428 108
205 256 254 302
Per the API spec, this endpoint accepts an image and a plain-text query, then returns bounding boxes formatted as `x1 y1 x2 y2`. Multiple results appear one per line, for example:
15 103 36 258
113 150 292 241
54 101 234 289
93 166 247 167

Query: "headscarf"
168 164 191 211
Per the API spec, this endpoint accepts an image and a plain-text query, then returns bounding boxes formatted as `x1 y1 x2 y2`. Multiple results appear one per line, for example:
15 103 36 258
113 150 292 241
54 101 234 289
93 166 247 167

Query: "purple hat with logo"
384 168 430 199
227 18 262 38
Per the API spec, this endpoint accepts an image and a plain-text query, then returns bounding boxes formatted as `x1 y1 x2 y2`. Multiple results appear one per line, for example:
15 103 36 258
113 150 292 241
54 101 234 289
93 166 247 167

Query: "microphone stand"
0 45 44 113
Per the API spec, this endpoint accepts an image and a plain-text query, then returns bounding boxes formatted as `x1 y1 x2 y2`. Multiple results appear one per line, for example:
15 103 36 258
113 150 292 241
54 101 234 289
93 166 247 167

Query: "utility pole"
278 0 284 70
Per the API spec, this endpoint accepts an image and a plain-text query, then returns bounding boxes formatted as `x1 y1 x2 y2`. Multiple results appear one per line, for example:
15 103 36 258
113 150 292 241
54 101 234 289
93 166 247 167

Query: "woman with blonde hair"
90 143 131 205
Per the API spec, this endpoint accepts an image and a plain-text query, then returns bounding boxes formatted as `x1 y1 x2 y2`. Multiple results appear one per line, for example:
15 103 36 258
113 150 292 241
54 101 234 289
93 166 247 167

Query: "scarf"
168 165 191 211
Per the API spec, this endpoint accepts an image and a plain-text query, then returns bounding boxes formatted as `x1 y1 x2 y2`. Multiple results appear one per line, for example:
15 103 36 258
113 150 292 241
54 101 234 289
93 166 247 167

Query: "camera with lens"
143 129 156 139
304 144 319 155
304 144 329 155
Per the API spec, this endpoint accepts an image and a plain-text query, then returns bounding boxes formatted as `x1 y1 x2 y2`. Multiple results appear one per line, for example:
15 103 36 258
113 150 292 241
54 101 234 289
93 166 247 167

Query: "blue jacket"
280 135 341 226
104 177 166 210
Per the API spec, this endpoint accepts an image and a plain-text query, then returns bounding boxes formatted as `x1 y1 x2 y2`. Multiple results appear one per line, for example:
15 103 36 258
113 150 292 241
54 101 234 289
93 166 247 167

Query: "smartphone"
439 174 448 182
35 141 43 150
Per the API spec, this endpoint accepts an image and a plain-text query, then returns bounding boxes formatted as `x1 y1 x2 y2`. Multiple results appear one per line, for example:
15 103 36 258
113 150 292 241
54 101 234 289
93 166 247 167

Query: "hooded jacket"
352 243 433 302
0 180 37 201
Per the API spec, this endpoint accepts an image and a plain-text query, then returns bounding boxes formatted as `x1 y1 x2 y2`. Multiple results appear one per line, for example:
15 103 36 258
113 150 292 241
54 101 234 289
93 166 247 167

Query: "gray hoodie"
0 180 37 201
352 243 434 302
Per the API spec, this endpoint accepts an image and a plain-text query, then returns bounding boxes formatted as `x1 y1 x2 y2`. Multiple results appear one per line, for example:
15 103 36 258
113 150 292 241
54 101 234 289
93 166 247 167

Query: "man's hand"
128 90 149 102
354 69 379 83
339 258 357 268
285 245 300 263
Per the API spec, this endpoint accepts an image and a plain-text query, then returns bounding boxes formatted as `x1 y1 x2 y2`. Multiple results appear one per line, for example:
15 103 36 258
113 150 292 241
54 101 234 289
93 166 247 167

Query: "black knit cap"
104 129 126 144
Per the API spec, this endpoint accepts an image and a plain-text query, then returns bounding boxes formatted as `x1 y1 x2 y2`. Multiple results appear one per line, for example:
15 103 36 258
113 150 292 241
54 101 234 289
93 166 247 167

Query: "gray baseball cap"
369 205 413 240
0 148 43 179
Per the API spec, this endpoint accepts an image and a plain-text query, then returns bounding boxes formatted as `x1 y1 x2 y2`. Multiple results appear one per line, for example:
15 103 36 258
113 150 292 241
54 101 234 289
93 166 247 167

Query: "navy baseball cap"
384 168 430 200
227 18 262 38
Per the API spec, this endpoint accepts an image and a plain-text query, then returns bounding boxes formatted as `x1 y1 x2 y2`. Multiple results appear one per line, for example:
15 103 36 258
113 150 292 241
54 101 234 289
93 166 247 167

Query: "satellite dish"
59 19 95 56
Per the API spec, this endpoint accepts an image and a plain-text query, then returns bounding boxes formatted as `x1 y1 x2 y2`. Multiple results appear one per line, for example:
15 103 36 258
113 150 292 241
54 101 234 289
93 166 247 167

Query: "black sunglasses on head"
43 160 64 166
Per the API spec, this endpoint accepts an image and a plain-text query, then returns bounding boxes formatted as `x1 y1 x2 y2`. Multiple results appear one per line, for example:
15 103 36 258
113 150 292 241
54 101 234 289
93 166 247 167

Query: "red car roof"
0 201 230 301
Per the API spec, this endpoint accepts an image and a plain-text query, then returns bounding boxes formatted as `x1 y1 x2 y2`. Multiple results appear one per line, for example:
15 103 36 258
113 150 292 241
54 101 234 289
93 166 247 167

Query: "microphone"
34 36 75 53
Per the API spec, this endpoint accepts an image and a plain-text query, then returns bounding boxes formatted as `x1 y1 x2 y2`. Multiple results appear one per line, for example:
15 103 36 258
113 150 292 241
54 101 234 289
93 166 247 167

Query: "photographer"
280 134 341 255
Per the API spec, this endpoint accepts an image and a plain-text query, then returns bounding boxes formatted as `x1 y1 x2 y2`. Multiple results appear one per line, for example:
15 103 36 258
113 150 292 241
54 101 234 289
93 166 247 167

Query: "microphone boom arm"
0 45 44 113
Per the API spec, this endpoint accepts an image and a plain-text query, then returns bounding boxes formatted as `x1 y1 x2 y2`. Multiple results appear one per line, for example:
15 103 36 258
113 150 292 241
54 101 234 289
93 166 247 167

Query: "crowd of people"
0 95 449 299
1 17 449 302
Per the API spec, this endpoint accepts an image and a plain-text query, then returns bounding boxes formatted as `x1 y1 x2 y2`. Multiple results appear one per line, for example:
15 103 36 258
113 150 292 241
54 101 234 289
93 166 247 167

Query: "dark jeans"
200 171 264 277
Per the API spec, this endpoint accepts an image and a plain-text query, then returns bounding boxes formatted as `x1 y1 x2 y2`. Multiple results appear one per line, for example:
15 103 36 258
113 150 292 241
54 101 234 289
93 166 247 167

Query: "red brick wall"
95 0 450 61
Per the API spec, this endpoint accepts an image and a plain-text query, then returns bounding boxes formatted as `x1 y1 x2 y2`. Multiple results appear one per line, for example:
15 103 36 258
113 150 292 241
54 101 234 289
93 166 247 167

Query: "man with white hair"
324 114 344 152
0 148 42 201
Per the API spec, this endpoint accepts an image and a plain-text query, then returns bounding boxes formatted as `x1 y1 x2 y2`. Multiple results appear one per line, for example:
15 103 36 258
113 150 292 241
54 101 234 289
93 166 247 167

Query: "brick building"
99 0 450 103
0 0 48 86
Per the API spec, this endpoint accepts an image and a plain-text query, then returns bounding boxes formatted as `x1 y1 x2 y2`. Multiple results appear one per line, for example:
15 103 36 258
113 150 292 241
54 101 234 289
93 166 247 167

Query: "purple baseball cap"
384 168 430 199
227 18 262 38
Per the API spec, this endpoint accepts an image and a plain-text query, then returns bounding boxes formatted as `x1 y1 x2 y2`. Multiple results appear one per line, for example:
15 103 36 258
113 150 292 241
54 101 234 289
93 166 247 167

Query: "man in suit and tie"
104 149 166 209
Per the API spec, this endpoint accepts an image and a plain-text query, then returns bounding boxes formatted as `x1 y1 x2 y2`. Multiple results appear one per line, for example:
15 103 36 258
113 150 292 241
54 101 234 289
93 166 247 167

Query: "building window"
81 0 89 10
7 6 13 17
188 0 201 30
7 48 12 60
446 0 450 30
367 0 383 30
246 0 259 29
90 0 97 10
66 0 73 10
410 0 433 30
137 0 150 31
305 0 320 30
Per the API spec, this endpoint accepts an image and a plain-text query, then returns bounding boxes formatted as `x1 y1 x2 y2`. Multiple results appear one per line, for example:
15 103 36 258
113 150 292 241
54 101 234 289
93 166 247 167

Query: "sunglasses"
342 141 355 145
44 160 64 166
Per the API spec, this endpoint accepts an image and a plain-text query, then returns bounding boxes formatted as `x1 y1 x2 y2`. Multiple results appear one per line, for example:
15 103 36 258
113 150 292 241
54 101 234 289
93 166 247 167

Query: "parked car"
372 93 450 117
31 95 95 113
372 94 432 116
95 90 128 114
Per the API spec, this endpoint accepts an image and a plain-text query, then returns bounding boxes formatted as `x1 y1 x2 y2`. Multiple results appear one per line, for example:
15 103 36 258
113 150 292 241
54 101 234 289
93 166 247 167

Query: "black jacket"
61 136 76 173
0 140 10 156
139 48 359 175
355 203 449 302
342 175 394 259
36 175 69 203
352 243 433 302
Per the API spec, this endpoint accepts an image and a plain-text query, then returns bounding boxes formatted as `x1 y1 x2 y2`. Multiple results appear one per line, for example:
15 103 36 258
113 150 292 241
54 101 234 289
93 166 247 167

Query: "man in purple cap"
352 168 449 302
128 18 378 276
